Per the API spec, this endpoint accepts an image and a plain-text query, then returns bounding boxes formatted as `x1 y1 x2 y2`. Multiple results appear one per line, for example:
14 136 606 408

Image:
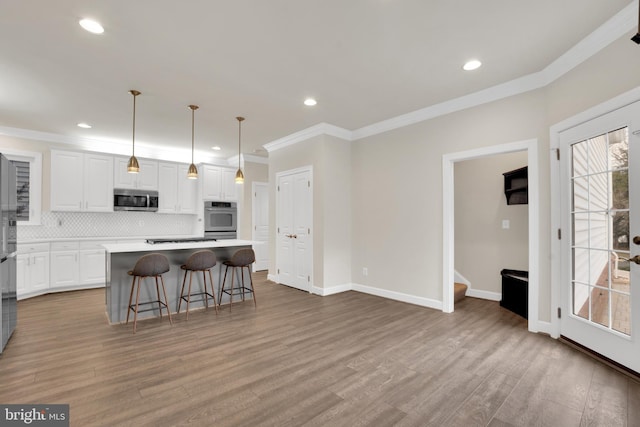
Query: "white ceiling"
0 0 634 163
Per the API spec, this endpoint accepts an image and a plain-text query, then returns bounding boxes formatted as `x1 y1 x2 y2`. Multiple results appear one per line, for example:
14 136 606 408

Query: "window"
15 160 30 221
3 150 42 226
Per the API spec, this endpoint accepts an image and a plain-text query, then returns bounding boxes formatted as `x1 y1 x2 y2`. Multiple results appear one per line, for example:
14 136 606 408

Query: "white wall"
238 161 268 240
454 152 529 294
268 134 352 289
349 29 640 322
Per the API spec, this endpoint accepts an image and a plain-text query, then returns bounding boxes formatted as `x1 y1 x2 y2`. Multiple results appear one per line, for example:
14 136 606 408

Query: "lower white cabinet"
50 241 113 291
50 242 80 289
16 243 50 299
79 241 113 285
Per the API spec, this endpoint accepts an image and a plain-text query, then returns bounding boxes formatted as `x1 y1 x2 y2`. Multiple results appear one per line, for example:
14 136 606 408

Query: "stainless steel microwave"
113 189 159 212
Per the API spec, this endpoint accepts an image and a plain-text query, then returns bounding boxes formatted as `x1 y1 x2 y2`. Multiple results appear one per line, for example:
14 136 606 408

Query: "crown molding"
266 2 637 147
263 122 353 153
242 154 269 165
3 2 637 158
352 2 636 141
540 0 637 85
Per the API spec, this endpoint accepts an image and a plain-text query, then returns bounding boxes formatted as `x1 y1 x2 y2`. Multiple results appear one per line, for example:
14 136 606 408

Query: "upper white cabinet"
157 162 198 214
202 165 237 201
114 157 158 190
51 150 114 212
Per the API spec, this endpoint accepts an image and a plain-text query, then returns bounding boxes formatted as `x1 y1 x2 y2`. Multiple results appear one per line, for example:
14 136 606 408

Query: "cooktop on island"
146 237 218 244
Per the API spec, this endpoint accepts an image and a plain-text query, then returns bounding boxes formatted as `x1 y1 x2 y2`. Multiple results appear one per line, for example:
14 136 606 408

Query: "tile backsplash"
18 211 198 241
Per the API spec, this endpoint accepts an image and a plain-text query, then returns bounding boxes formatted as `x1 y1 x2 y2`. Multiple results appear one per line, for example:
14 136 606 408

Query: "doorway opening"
442 139 541 333
453 152 529 311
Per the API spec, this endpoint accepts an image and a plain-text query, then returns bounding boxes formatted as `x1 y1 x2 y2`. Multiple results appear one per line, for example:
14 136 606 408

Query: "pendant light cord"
131 93 136 156
191 108 195 164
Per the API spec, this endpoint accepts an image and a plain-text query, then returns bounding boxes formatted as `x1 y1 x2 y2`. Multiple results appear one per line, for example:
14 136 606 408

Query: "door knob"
633 236 640 245
630 255 640 265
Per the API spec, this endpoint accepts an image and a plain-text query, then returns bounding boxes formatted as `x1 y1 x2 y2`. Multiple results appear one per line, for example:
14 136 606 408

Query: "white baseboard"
311 283 352 296
306 281 443 310
466 288 501 301
352 283 443 311
535 320 553 336
267 273 278 283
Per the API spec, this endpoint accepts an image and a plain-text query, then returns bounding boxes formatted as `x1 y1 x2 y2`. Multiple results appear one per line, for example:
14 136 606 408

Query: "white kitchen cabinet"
50 242 79 289
158 162 198 213
221 168 238 201
79 241 113 285
114 157 158 190
16 243 50 299
202 165 237 201
50 150 114 212
50 241 112 290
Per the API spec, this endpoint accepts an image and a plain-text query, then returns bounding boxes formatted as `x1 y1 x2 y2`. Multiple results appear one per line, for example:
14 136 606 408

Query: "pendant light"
235 116 245 184
127 90 141 173
187 105 199 179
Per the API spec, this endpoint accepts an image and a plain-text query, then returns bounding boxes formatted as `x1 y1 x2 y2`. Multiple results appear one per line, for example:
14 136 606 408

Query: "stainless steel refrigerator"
0 154 17 353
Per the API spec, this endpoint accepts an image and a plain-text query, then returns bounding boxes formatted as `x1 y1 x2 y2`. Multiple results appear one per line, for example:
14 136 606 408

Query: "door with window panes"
559 102 640 372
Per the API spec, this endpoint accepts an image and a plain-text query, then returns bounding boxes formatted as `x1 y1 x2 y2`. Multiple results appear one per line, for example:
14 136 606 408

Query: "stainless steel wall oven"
204 201 237 239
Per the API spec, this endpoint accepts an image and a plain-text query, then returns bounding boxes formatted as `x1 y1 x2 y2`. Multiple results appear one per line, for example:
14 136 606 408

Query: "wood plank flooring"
0 272 638 426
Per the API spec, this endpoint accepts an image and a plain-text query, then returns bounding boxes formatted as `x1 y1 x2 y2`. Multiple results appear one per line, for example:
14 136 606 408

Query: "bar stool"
177 250 218 319
218 248 256 311
126 253 173 334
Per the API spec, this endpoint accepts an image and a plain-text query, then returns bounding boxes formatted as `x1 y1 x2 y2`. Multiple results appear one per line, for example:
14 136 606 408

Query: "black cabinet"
503 166 528 205
500 269 528 319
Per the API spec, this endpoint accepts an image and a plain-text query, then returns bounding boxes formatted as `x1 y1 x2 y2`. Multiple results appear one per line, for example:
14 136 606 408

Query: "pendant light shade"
235 116 245 184
187 105 199 179
127 90 141 173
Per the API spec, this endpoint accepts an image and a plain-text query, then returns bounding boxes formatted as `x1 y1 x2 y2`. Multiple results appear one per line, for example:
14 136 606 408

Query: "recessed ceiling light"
79 18 104 34
304 98 317 106
463 60 482 71
77 122 92 129
211 146 221 151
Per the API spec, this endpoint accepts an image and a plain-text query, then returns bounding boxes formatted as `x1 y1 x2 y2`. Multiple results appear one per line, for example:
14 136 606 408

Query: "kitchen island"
103 239 256 324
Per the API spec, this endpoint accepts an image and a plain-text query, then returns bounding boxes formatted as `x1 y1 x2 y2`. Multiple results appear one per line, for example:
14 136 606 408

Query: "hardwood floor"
0 272 638 426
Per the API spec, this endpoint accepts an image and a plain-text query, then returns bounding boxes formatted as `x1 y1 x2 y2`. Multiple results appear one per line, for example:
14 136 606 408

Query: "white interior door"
559 101 640 373
276 168 312 292
252 182 269 271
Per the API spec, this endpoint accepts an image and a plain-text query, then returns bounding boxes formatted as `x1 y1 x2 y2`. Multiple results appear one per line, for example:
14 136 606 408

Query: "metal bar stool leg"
133 276 143 334
155 277 163 319
126 275 136 325
185 271 194 320
246 266 257 307
229 266 236 311
208 269 218 313
160 275 173 324
177 269 188 314
219 264 229 305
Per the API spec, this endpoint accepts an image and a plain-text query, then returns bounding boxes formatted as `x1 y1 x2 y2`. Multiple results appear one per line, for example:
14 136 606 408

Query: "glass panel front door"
559 101 640 373
571 128 630 335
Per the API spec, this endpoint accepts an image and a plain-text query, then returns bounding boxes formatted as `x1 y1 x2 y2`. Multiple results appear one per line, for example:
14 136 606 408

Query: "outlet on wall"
362 267 368 276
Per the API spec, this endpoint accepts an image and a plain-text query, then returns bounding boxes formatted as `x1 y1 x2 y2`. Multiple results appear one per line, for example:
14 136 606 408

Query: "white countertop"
103 239 258 253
